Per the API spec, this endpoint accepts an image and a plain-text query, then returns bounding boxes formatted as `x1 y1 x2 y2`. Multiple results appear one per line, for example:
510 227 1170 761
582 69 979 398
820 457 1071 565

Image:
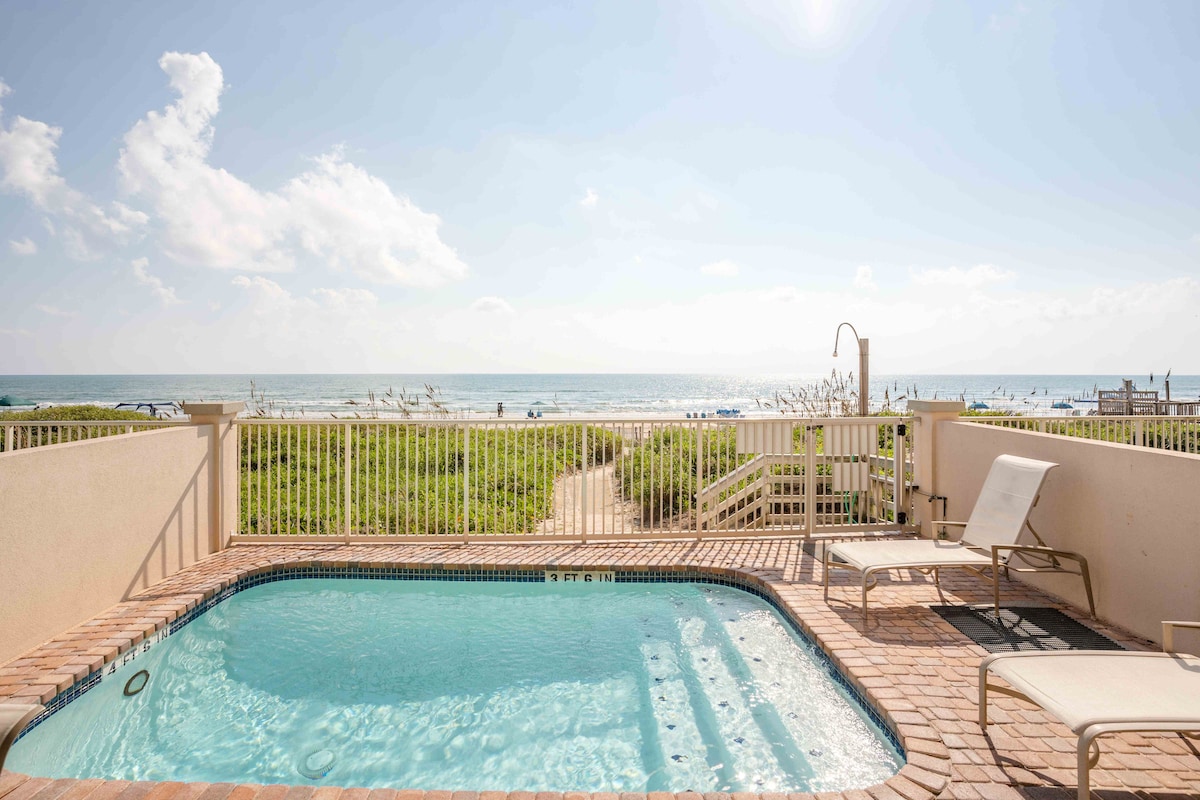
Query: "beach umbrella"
0 395 35 406
1051 402 1074 410
968 402 989 410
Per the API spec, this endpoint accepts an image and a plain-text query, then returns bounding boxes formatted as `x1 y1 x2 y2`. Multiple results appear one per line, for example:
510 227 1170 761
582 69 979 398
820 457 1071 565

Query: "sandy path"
541 462 634 534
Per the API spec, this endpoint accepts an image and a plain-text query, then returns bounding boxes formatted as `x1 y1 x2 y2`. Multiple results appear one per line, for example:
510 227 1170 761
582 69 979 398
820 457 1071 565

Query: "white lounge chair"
823 454 1094 622
980 621 1200 800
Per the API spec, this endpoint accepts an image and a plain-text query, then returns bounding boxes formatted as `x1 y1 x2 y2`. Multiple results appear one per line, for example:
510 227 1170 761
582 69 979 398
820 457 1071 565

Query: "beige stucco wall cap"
182 401 245 417
907 400 965 413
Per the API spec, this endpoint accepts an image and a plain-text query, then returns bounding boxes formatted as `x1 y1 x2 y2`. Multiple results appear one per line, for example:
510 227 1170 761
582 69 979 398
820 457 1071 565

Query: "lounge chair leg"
979 678 989 730
1079 556 1096 617
823 550 830 601
1077 732 1100 800
993 549 1002 616
862 573 870 624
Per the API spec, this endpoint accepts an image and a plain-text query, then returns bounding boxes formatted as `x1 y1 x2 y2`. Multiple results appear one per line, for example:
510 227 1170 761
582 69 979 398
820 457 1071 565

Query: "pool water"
9 580 901 792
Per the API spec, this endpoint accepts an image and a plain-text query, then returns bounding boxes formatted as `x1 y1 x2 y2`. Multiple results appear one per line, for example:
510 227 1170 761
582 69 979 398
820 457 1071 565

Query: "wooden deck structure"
1098 380 1200 415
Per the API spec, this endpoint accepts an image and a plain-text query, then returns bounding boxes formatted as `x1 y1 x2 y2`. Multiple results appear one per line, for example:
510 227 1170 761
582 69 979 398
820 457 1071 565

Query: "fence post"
893 419 907 526
182 402 246 552
3 425 10 453
804 424 816 536
695 421 705 540
1134 418 1145 448
462 425 470 544
344 422 352 543
580 426 588 542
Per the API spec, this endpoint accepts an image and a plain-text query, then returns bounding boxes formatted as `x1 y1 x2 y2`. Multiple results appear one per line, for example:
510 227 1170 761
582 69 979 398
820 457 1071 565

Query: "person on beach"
497 402 504 417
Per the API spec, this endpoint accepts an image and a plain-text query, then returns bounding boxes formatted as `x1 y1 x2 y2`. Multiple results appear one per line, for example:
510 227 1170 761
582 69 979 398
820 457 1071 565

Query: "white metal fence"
233 417 914 542
969 415 1200 455
0 421 187 453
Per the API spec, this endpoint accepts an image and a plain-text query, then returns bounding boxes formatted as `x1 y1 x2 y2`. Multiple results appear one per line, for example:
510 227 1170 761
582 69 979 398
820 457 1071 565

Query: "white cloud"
853 265 877 291
285 151 467 286
231 275 294 312
471 296 515 314
118 53 289 272
0 81 147 259
910 264 1015 287
763 285 802 303
580 187 598 208
311 286 380 314
35 303 77 318
0 327 32 338
231 276 383 320
1039 277 1200 322
701 259 740 277
6 263 1199 375
8 236 37 255
117 52 466 285
131 257 180 306
434 273 1200 375
227 275 408 369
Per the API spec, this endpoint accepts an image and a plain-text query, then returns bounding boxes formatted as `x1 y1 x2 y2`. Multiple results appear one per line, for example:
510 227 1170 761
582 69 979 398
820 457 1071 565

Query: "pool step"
639 639 719 792
700 596 819 786
677 613 796 791
698 590 897 791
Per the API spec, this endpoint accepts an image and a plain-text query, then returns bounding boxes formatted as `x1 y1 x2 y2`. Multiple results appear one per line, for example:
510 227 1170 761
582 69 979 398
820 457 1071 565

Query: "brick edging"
2 543 962 800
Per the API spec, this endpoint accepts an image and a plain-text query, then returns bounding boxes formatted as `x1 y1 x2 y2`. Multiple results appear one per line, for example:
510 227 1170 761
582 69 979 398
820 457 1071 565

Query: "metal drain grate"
932 606 1125 653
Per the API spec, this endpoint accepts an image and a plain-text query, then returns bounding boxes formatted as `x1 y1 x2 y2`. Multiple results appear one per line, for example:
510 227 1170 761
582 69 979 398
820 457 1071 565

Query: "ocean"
2 373 1197 418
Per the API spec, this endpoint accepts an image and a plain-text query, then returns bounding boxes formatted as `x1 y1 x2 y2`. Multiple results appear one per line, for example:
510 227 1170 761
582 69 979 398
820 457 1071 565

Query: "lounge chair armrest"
992 543 1077 556
990 543 1075 564
990 543 1089 572
1162 621 1200 653
934 520 969 539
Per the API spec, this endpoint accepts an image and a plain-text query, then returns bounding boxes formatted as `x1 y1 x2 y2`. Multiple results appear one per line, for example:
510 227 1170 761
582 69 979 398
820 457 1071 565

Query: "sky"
1 0 1199 376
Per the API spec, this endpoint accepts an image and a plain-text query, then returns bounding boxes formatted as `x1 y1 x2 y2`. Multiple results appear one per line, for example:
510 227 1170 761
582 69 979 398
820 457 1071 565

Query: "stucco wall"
935 421 1200 643
0 426 218 664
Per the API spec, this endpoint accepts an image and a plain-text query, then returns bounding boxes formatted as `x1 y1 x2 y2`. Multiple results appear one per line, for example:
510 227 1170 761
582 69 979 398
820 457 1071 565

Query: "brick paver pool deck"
2 540 1197 800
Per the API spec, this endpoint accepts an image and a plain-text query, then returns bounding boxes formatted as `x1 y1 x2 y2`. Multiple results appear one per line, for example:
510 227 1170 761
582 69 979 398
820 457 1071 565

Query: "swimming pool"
8 578 901 792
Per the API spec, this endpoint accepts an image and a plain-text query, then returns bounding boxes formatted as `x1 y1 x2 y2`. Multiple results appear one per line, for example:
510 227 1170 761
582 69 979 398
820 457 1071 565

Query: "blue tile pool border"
17 564 905 760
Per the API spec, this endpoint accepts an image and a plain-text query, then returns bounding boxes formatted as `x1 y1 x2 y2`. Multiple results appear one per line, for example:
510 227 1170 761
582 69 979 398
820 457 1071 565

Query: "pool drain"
298 748 336 779
123 670 150 697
